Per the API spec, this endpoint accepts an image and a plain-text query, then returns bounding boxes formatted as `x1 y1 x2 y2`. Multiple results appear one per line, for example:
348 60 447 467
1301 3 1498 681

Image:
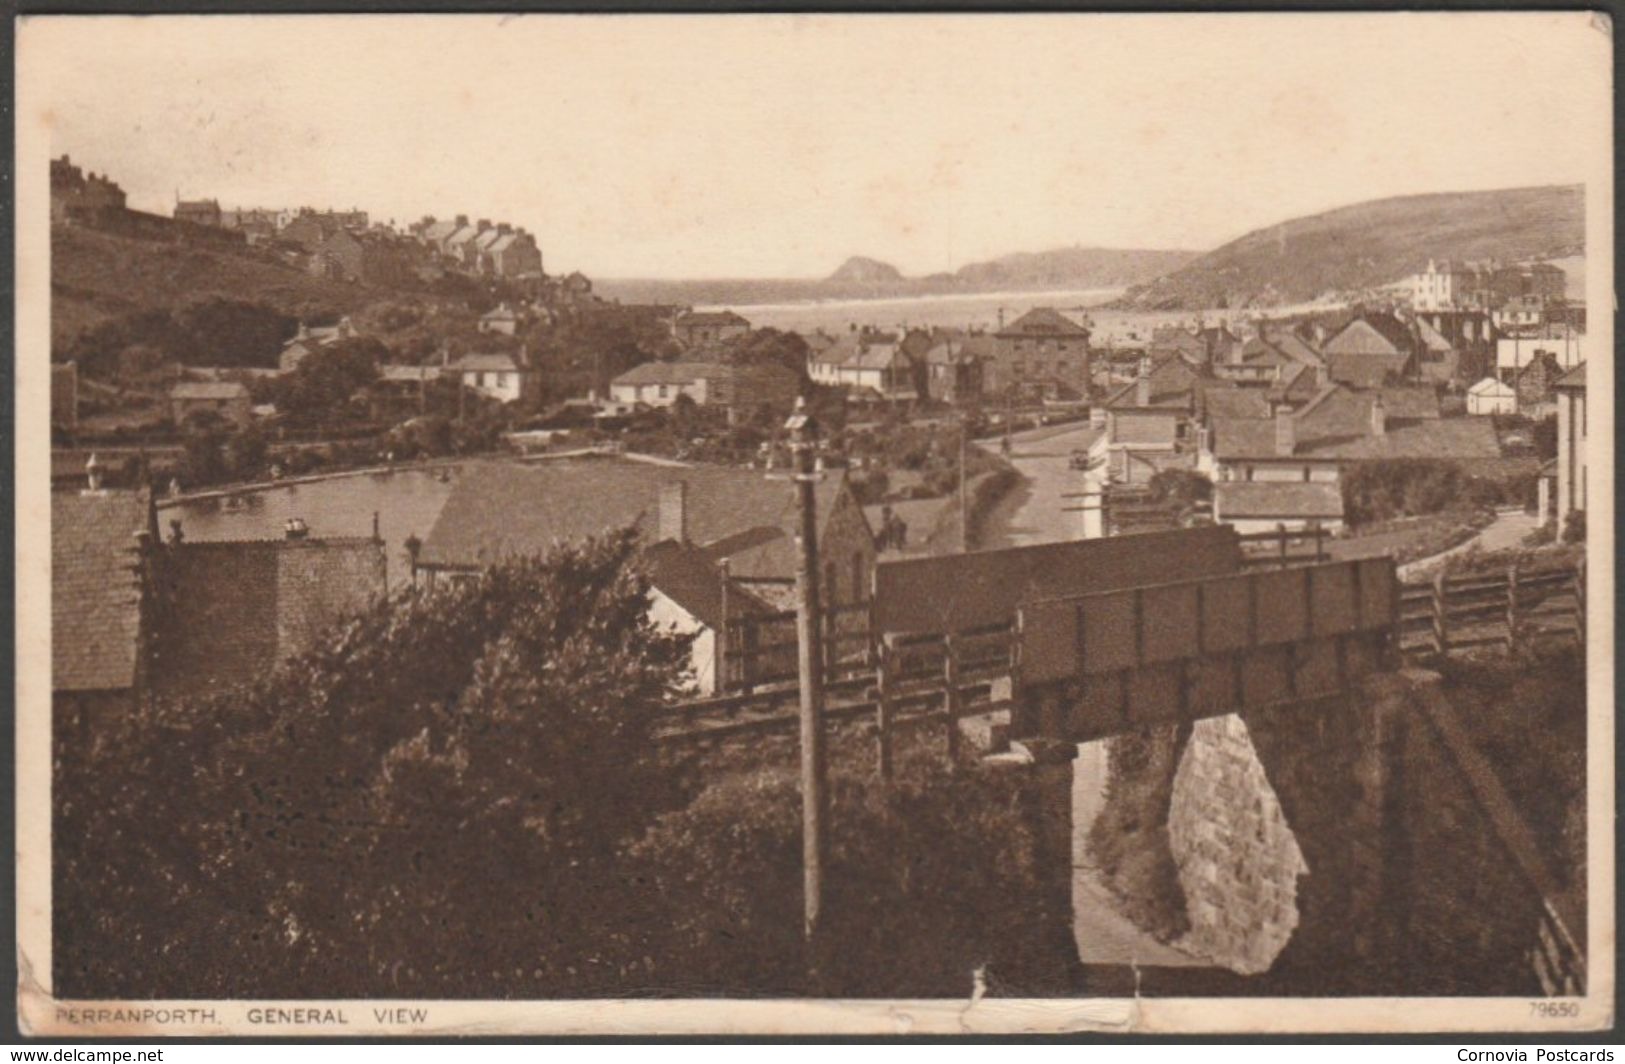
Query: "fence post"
1314 523 1327 562
942 633 961 767
875 637 894 782
1279 525 1289 564
1574 557 1586 644
1432 570 1450 659
1505 561 1520 653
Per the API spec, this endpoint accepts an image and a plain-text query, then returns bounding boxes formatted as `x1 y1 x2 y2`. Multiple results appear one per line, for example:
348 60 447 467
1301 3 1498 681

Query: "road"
975 422 1104 549
1397 507 1539 581
972 421 1207 970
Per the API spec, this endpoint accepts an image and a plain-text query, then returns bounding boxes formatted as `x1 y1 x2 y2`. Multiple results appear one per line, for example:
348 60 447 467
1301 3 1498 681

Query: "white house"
610 361 719 407
451 352 526 403
1465 377 1518 416
807 332 918 400
1212 481 1345 535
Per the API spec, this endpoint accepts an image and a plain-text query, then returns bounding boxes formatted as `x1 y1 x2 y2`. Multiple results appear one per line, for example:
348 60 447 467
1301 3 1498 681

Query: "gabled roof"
643 539 772 631
614 361 726 387
1202 384 1273 420
53 489 150 691
996 307 1090 338
1323 313 1416 358
453 353 520 374
1554 362 1586 390
445 225 481 248
1214 481 1345 520
1104 356 1199 410
418 458 862 579
169 381 250 401
421 219 460 242
1211 385 1494 463
481 303 519 321
1327 350 1410 389
1468 377 1515 397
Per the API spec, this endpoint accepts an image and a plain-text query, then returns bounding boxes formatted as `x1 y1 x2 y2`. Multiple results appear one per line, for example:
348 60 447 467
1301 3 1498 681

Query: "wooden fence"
1398 559 1585 659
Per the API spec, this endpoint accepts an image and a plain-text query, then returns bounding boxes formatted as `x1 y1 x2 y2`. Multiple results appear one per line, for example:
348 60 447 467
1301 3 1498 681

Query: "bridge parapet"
1011 556 1399 744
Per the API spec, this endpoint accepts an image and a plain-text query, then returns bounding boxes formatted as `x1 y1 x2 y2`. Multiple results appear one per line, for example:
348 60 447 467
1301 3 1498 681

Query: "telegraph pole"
959 412 970 553
785 399 828 969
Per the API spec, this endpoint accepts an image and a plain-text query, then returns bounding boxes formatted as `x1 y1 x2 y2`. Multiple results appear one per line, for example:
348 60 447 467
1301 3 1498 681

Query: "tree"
265 339 386 426
54 531 696 998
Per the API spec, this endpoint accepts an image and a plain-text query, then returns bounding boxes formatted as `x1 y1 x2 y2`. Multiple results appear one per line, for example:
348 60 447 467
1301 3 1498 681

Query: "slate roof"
642 539 772 630
169 381 250 401
1211 387 1498 461
1215 481 1345 520
1554 362 1587 390
614 361 726 387
1327 350 1410 389
452 353 520 374
1104 356 1199 410
996 307 1091 338
418 458 859 579
1202 385 1273 420
53 489 150 691
1325 312 1417 356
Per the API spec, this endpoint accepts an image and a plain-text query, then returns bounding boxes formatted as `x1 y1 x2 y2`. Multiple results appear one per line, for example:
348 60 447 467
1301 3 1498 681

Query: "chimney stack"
659 480 689 545
1370 394 1387 436
1135 356 1152 407
1274 409 1296 456
456 214 469 228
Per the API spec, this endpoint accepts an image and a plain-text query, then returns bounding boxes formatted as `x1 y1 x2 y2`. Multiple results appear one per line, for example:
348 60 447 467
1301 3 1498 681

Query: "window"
658 385 669 399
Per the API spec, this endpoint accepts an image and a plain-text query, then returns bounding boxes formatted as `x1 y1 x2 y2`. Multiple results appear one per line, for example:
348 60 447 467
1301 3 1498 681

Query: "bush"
1562 511 1586 544
628 740 1077 997
55 532 695 999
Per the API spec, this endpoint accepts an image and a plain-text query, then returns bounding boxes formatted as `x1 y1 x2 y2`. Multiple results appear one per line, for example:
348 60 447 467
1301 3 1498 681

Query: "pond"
162 464 467 590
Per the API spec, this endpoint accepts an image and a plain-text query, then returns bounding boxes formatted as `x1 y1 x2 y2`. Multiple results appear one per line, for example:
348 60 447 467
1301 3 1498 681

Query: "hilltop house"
990 308 1091 400
173 198 223 228
479 303 522 336
673 311 751 347
280 317 360 373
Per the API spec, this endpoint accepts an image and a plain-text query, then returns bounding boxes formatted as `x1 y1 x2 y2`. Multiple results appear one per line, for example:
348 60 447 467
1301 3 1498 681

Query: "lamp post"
783 398 828 965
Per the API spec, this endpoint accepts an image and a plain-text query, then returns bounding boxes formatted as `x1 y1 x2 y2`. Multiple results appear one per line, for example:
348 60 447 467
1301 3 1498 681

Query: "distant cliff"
1117 185 1585 311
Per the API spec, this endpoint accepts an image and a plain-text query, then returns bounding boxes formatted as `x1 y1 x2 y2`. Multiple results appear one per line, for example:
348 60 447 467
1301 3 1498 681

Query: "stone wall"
1166 713 1306 974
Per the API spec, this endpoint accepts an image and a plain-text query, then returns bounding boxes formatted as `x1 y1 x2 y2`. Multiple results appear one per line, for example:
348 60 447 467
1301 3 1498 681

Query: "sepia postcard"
13 10 1615 1037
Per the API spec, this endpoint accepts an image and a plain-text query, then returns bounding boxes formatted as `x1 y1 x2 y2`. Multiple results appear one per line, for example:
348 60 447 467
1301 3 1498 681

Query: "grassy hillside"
51 225 380 349
1120 185 1584 311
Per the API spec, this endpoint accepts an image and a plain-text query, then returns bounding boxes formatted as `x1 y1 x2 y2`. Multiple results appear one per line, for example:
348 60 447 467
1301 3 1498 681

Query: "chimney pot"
1274 410 1296 456
1370 395 1387 436
659 481 689 545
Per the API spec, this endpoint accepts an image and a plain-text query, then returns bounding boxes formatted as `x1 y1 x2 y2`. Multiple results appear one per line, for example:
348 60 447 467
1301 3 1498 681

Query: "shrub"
1562 511 1586 543
628 741 1077 997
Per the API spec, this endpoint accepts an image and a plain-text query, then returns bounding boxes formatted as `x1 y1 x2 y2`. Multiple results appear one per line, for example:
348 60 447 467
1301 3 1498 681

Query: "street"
975 421 1104 549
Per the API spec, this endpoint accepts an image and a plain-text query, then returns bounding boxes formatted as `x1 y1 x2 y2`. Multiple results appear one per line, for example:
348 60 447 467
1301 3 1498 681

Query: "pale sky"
17 12 1610 279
